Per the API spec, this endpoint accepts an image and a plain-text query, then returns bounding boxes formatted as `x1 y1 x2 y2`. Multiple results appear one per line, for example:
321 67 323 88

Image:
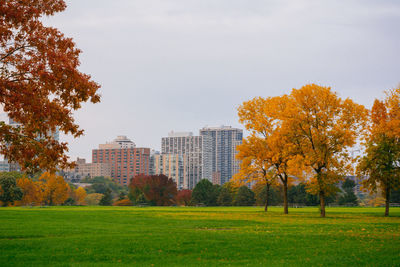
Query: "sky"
41 0 400 161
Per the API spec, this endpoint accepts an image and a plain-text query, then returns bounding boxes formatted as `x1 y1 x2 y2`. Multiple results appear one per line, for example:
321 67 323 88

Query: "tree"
191 179 219 206
84 176 127 198
73 187 87 205
253 183 282 207
0 0 100 173
233 136 277 212
176 189 192 206
358 90 400 216
253 182 267 206
99 188 112 206
118 192 126 201
0 172 22 206
85 193 103 205
338 178 358 206
284 84 366 217
129 174 177 206
217 187 233 206
391 188 400 203
237 96 297 214
40 172 69 205
234 186 255 206
17 177 43 206
288 183 319 206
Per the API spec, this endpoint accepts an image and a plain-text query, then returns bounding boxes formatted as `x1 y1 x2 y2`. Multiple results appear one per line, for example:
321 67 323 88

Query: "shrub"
113 199 133 206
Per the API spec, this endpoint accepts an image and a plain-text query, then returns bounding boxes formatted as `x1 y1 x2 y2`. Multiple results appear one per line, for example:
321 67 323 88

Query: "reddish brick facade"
92 147 150 186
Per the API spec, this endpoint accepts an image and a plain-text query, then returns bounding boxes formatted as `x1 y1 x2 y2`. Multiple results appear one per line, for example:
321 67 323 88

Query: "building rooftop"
99 136 136 149
200 125 242 131
167 131 193 137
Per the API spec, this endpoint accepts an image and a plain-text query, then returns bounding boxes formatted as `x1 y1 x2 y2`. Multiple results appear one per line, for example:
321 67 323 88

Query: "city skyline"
61 126 243 189
41 0 399 161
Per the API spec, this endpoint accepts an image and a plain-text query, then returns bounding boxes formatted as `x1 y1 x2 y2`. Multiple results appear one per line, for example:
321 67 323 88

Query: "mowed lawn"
0 207 399 266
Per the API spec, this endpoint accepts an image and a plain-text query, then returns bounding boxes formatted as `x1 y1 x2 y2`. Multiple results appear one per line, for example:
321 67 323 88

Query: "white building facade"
161 132 212 189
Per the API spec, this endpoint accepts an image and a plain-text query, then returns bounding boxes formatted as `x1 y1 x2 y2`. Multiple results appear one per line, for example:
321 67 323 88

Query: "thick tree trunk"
283 181 288 214
385 186 390 217
264 184 270 212
319 190 326 218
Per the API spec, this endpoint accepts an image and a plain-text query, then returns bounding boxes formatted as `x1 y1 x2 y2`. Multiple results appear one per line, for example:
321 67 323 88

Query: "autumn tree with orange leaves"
233 136 277 212
358 87 400 216
284 84 367 217
40 172 69 205
17 177 43 206
73 187 87 205
237 84 366 217
236 96 298 214
0 0 100 173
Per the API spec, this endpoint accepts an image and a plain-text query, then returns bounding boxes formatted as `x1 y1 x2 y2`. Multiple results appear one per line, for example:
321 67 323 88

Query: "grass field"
0 206 399 266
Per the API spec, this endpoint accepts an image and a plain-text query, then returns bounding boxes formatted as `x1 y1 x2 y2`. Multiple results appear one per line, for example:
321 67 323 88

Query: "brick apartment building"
92 136 150 186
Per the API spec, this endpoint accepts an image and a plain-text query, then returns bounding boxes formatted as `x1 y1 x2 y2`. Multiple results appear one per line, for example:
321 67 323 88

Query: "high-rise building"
152 153 186 190
161 131 212 189
200 126 243 185
92 136 150 186
149 150 159 175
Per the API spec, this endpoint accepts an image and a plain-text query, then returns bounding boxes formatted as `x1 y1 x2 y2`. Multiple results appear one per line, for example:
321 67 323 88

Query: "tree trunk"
319 190 326 218
283 181 288 214
385 186 390 217
264 184 270 212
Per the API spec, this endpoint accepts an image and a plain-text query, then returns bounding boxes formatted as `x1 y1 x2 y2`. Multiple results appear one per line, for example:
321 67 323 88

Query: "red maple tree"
130 174 177 206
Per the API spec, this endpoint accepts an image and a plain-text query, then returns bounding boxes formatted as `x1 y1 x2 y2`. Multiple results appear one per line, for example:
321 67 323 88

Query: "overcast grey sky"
44 0 400 161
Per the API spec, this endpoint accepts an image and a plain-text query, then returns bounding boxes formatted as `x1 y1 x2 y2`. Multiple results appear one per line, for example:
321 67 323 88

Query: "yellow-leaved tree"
358 87 400 216
16 177 43 206
284 84 367 217
237 95 298 213
73 187 87 206
233 136 277 211
40 172 70 205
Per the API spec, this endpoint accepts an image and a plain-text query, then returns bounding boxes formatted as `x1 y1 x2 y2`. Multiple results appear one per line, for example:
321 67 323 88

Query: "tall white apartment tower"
161 131 212 189
200 126 243 185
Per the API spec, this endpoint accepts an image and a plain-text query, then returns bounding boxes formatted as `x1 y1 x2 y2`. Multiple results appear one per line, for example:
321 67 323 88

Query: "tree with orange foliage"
17 177 43 206
233 136 277 212
0 0 100 173
358 87 400 216
284 84 367 217
73 187 87 206
40 172 69 205
237 96 297 214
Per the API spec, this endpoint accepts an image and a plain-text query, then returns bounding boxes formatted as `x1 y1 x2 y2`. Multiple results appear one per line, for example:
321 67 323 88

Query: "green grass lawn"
0 206 399 266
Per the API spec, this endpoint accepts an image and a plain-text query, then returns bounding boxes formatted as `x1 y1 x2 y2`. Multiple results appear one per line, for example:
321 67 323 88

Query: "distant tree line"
1 172 399 209
125 176 366 207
